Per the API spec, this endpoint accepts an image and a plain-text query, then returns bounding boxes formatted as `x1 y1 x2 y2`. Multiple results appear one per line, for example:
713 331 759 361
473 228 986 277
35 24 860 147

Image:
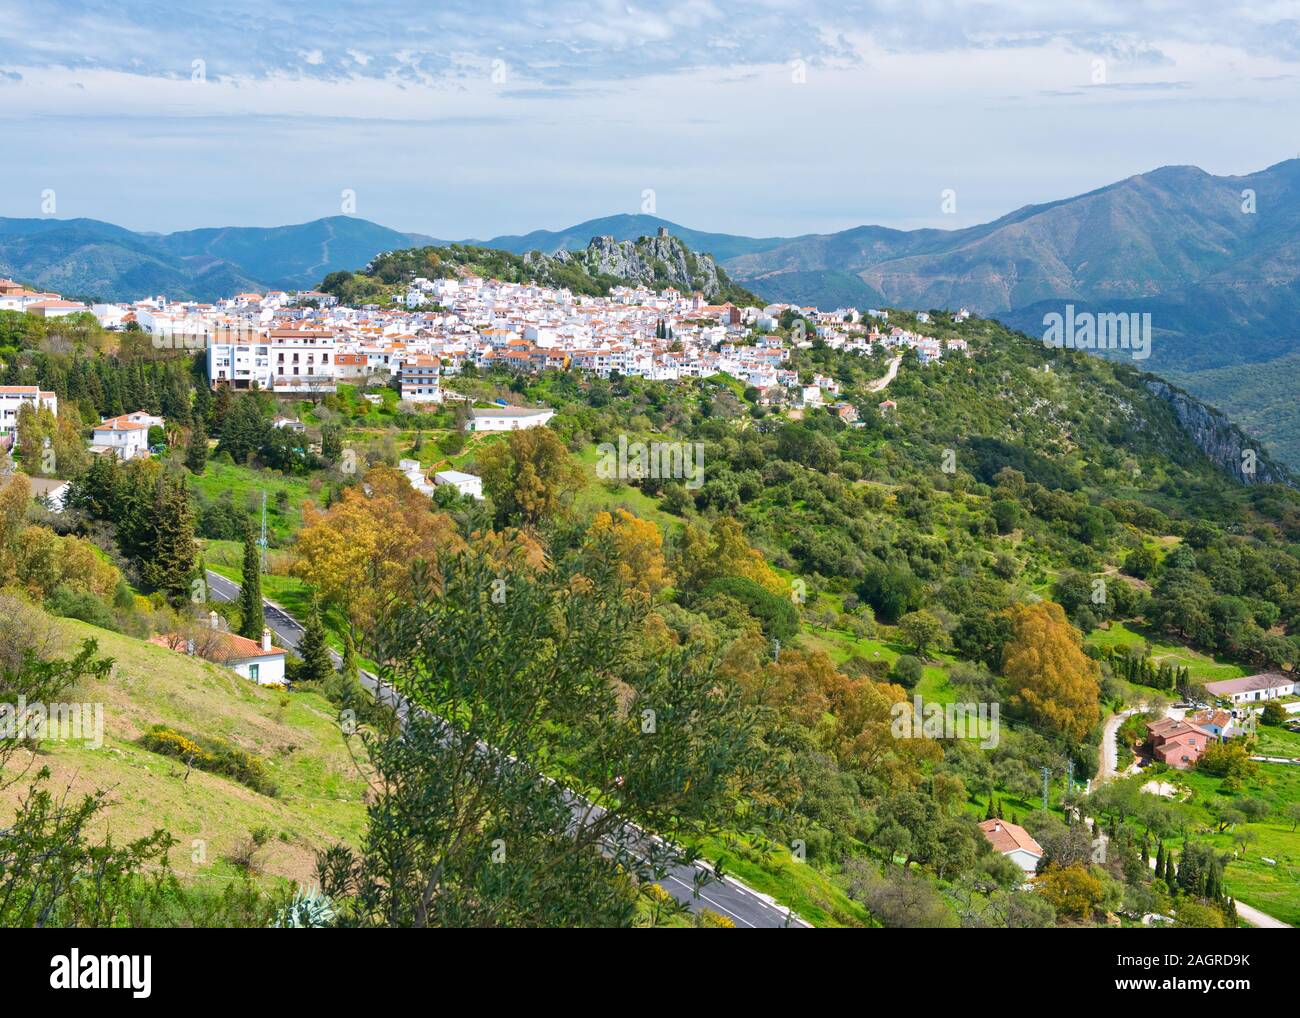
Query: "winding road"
204 570 808 929
866 354 902 392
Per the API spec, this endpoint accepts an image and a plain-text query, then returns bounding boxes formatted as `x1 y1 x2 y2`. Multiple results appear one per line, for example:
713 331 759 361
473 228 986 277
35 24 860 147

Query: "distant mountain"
0 215 433 302
718 160 1300 465
155 217 439 291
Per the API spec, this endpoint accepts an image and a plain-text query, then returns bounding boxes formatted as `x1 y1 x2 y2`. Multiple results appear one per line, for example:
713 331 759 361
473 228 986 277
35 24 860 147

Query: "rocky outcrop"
1144 378 1292 486
528 233 730 299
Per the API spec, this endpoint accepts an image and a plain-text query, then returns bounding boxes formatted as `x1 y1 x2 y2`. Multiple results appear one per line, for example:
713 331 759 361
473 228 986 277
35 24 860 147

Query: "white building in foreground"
433 470 483 500
978 819 1044 876
464 406 555 432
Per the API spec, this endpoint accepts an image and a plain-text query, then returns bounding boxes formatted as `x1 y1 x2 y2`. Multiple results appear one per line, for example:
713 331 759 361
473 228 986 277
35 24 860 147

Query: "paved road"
205 570 808 928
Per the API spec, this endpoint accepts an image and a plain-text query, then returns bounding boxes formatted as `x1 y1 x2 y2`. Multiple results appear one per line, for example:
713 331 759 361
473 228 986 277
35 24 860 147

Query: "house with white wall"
978 819 1043 876
0 386 58 442
220 628 288 686
91 417 152 460
433 469 483 500
464 406 555 432
1205 672 1297 705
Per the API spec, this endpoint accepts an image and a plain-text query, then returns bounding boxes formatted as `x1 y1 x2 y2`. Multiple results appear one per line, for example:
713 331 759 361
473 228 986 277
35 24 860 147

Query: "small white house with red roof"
979 818 1044 875
217 628 288 686
155 616 287 686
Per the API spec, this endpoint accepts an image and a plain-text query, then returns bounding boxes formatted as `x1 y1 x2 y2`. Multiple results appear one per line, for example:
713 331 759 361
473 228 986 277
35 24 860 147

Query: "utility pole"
259 489 268 573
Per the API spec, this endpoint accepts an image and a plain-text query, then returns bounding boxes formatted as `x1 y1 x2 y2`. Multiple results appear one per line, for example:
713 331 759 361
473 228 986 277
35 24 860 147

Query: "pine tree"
141 474 197 606
185 419 209 474
984 796 996 820
297 597 334 685
237 521 264 641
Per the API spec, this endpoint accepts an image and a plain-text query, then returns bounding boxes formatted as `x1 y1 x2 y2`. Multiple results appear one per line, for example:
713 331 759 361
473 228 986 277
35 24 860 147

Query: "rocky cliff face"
1144 378 1292 486
529 233 728 299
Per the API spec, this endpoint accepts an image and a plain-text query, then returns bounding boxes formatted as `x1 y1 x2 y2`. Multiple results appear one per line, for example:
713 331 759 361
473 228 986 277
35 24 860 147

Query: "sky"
1 1 1298 239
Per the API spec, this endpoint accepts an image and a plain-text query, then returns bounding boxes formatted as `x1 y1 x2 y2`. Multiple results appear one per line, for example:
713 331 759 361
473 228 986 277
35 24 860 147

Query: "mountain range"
4 159 1300 463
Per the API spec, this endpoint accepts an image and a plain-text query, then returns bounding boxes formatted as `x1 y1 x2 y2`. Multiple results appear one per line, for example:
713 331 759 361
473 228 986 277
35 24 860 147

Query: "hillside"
721 161 1300 466
321 233 763 305
0 617 368 890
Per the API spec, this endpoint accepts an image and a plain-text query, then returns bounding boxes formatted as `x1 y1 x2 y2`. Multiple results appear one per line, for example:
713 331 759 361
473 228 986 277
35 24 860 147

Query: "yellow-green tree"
676 517 785 596
477 428 583 526
585 509 672 597
1035 864 1101 921
293 465 462 633
1003 602 1100 744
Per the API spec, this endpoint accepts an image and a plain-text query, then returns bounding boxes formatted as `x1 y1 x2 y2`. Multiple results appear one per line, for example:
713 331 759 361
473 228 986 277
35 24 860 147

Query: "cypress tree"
297 598 334 685
237 521 264 641
186 419 209 474
141 474 197 606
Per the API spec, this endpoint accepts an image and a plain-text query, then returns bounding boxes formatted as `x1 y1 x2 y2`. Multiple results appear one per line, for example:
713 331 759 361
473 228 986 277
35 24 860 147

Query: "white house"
0 385 58 441
464 405 555 432
433 469 483 500
90 418 151 460
206 327 337 393
158 618 288 686
220 628 288 686
978 819 1043 876
399 459 435 496
105 409 164 429
398 356 443 403
1205 672 1297 705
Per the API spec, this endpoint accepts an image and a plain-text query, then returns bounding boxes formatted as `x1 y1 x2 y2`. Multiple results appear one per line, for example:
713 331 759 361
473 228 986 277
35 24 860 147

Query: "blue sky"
1 1 1297 238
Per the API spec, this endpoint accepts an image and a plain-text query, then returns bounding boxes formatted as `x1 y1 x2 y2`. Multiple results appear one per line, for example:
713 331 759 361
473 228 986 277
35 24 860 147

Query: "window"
249 664 260 682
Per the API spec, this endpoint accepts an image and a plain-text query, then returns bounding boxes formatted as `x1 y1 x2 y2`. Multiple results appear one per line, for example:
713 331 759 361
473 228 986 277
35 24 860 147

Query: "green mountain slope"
321 234 763 305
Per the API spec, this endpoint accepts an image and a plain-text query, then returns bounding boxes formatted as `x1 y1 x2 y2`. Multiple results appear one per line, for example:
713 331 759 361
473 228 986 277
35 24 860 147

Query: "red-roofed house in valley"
1146 717 1213 769
978 819 1044 875
154 614 287 686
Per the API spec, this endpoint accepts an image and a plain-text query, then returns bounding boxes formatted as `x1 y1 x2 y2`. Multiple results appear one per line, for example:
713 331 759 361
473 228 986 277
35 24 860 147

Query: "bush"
1197 741 1257 781
140 725 277 796
857 564 923 624
700 576 799 641
890 655 924 688
44 585 120 631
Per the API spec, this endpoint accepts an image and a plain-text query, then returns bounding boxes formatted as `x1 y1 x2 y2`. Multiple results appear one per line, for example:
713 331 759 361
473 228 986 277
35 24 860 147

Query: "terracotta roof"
978 819 1043 857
